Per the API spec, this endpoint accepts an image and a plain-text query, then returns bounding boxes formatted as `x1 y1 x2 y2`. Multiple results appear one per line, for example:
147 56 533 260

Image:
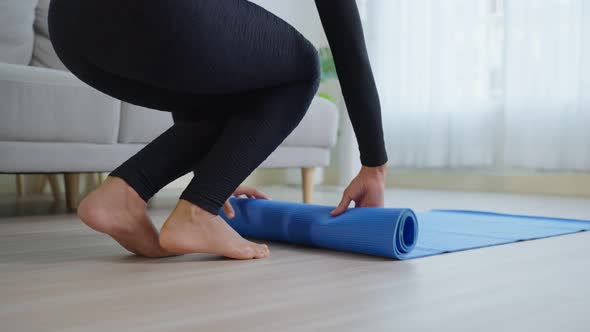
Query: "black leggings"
48 0 321 215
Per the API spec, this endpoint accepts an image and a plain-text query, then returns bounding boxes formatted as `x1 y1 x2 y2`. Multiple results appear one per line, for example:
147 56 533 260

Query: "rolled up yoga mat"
218 197 418 259
218 198 590 259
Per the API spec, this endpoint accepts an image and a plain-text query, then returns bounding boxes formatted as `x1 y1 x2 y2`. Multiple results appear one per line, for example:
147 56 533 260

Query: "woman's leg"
45 55 230 257
109 113 226 202
48 2 230 257
49 0 320 258
159 74 320 257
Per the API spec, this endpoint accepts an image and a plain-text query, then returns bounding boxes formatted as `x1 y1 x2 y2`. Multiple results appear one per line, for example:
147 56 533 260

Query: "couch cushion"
119 98 337 146
0 142 331 173
259 146 331 168
34 0 51 37
0 62 121 144
30 34 67 70
282 97 339 148
118 103 173 144
30 0 68 70
0 0 39 65
0 141 144 173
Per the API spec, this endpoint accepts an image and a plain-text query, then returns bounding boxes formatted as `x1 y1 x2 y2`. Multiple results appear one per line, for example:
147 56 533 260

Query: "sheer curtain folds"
504 0 590 170
362 0 590 170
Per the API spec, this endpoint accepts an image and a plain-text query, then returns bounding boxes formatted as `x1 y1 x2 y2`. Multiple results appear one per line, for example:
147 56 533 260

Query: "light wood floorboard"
1 187 589 332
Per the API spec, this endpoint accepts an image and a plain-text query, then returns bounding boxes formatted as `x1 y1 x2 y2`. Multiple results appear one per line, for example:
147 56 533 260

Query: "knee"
285 43 320 121
302 44 321 93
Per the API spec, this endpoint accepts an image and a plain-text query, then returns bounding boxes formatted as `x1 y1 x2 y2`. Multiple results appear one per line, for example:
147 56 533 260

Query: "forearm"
341 58 388 167
314 0 388 167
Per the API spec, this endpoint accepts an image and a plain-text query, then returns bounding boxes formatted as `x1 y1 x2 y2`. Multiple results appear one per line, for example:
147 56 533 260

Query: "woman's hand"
223 185 271 219
330 164 386 216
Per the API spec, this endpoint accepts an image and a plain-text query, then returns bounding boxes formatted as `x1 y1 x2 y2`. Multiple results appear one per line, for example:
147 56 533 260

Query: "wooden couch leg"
64 173 80 211
301 167 315 204
35 175 47 194
47 175 61 202
16 174 25 197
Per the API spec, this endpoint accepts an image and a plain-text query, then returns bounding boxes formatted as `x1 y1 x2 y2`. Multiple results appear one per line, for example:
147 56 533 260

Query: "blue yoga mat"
218 198 590 259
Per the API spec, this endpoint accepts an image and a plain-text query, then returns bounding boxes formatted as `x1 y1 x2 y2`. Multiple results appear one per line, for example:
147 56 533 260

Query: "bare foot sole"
159 199 270 260
77 176 176 258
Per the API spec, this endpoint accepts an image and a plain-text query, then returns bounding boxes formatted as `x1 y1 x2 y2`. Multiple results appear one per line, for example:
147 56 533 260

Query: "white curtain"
362 0 590 170
364 0 497 168
503 0 590 170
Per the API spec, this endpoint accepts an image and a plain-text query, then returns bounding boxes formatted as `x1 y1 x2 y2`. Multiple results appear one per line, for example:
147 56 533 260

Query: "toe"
255 244 268 258
250 245 260 258
260 244 270 257
230 245 255 260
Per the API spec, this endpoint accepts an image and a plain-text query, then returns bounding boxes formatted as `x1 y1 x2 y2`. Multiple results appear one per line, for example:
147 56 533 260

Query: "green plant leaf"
317 92 336 103
318 46 337 82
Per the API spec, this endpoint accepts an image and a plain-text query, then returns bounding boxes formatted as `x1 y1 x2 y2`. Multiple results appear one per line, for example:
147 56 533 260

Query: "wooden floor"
1 186 589 332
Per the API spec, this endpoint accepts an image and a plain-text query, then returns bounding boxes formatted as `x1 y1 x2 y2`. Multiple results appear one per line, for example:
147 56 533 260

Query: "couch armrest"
282 96 339 148
0 62 121 144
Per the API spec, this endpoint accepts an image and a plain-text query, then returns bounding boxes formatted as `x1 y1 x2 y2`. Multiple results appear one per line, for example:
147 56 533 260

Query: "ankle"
105 176 147 209
124 184 148 210
178 199 216 220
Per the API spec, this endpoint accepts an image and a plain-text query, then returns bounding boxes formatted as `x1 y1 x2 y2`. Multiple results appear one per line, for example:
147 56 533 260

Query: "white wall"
249 0 328 47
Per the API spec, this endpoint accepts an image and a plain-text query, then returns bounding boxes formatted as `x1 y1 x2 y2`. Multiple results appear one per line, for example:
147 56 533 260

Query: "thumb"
331 193 352 216
223 200 235 219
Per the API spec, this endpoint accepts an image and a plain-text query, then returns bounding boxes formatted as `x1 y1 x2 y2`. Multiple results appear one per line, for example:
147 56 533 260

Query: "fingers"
252 188 271 200
233 186 272 200
223 200 235 219
330 192 352 216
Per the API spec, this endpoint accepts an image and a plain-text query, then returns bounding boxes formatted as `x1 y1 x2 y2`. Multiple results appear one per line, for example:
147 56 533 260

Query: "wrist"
361 164 387 176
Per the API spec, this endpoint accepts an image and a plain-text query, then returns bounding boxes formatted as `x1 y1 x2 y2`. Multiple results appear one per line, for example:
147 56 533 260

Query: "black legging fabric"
48 0 321 215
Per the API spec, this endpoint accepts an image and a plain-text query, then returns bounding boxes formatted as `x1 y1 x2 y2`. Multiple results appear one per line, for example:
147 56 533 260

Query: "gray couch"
0 0 339 209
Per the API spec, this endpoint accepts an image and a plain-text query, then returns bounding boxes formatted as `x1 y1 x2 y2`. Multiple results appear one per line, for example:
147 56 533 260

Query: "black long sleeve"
314 0 388 167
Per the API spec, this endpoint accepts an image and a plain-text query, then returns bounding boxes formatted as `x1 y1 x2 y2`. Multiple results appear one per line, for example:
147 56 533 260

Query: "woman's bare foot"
159 199 270 259
77 176 175 258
